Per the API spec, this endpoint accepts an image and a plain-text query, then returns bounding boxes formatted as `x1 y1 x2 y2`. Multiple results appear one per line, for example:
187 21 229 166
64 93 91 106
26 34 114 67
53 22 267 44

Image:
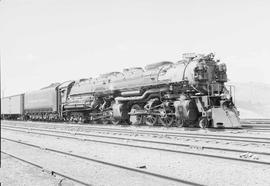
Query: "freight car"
1 94 24 120
1 53 241 128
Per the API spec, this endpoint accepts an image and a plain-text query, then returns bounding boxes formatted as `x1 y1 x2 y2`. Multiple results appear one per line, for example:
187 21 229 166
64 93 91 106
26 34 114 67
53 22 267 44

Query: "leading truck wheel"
199 117 208 129
129 104 143 125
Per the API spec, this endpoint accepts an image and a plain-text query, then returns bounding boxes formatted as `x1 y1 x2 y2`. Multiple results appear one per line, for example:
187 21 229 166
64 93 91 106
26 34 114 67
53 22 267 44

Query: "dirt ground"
2 128 270 186
0 153 78 186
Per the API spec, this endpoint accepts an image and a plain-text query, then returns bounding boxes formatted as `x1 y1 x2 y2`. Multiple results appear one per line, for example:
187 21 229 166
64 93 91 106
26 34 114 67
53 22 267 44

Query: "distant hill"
228 82 270 119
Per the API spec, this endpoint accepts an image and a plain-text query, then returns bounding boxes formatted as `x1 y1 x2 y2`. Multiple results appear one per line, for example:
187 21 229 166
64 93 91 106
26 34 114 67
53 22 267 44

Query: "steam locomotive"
1 53 241 128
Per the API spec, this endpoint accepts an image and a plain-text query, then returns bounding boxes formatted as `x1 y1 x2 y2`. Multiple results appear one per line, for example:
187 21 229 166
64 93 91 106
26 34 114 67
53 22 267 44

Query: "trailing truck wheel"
145 115 158 126
159 109 175 127
129 104 143 125
199 117 208 129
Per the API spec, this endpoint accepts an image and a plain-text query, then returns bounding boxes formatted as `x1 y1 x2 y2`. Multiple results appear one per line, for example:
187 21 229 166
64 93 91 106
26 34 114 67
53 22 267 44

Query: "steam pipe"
115 87 168 102
120 90 141 96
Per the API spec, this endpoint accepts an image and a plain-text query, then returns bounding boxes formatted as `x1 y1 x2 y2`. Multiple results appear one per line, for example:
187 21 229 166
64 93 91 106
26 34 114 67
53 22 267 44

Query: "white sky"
1 0 270 96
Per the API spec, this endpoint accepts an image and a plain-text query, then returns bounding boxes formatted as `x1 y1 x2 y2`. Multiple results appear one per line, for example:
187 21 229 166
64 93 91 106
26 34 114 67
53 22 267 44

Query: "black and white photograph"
1 0 270 185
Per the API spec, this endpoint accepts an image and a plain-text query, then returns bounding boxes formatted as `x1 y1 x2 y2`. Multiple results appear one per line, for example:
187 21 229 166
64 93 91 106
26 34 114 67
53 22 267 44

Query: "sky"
1 0 270 96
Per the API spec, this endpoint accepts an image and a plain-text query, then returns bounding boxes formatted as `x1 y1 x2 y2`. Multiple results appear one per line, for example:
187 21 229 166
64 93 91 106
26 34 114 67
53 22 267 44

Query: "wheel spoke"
145 115 157 126
159 109 175 127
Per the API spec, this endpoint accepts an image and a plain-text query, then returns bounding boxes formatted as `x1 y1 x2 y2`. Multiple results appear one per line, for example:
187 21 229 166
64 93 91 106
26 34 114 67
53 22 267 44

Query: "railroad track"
2 125 270 165
3 119 270 129
244 128 270 132
2 125 270 145
3 121 270 145
4 120 270 135
241 119 270 125
242 126 270 130
241 119 270 131
1 137 203 186
78 126 270 143
241 125 270 133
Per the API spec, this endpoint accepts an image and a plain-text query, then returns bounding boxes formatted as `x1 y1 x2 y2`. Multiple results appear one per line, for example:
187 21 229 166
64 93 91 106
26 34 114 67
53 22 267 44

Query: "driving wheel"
145 115 158 126
159 109 175 127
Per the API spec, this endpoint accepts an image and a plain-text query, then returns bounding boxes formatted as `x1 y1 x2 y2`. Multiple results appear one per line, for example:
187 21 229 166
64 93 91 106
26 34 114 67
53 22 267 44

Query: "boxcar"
1 94 24 119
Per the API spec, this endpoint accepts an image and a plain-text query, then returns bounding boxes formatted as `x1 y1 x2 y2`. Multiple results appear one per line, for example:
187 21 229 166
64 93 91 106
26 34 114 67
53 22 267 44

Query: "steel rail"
244 126 270 130
1 137 203 186
82 127 270 141
242 125 270 128
2 127 270 165
1 151 92 186
246 128 270 132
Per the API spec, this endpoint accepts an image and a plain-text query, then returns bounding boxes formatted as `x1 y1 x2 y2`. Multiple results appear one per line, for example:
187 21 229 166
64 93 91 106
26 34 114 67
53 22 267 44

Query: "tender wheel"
145 115 158 126
78 116 85 124
159 109 175 127
129 104 143 125
199 117 208 129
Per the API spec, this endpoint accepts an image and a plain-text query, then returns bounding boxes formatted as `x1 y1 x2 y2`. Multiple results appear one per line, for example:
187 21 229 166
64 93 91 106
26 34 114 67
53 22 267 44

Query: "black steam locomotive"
1 53 241 128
